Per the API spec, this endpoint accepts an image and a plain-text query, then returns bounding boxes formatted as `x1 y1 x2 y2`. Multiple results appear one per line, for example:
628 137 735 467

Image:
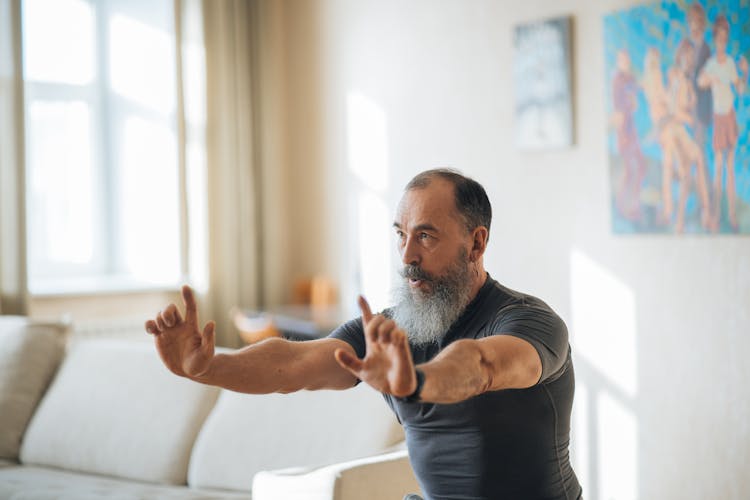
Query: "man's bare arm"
335 296 542 404
198 337 358 393
416 336 542 404
146 285 357 394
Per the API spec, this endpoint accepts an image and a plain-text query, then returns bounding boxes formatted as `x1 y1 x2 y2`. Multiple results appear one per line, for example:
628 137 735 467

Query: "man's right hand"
145 285 216 379
334 296 417 398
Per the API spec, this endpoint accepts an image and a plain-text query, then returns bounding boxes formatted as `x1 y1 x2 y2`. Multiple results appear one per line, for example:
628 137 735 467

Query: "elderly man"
146 169 582 500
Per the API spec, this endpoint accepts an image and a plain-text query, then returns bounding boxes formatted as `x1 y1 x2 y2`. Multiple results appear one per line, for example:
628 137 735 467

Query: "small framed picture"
513 16 574 150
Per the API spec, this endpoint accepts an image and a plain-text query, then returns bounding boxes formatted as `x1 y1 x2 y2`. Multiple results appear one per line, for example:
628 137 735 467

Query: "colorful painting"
604 0 750 234
514 16 574 150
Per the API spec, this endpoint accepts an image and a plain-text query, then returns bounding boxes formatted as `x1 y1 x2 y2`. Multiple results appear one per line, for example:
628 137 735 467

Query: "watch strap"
398 368 425 403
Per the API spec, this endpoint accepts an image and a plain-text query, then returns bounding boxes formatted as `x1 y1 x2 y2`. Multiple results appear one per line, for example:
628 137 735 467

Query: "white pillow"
20 339 220 485
188 383 404 492
0 316 66 460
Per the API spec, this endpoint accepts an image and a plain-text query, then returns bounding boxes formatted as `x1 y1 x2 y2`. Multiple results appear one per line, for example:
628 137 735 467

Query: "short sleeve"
489 304 569 384
328 317 366 358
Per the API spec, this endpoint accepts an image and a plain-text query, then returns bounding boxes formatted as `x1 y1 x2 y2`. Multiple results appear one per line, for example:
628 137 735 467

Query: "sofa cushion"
188 383 404 492
0 316 66 460
0 465 252 499
19 340 220 485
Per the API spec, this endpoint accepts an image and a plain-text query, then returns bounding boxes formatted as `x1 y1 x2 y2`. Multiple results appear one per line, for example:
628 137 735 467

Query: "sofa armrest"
251 449 421 500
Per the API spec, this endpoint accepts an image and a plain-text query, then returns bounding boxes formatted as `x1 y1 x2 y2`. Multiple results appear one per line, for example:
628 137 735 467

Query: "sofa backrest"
188 383 404 492
19 339 220 485
0 316 67 461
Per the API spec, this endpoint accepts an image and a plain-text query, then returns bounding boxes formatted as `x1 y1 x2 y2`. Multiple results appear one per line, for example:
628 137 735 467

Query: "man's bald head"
405 169 492 239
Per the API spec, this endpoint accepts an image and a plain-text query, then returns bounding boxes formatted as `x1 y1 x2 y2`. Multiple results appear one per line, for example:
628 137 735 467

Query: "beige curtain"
0 0 28 315
201 0 262 347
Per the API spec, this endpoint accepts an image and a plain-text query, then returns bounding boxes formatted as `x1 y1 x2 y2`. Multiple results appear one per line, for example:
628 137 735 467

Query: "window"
23 0 182 294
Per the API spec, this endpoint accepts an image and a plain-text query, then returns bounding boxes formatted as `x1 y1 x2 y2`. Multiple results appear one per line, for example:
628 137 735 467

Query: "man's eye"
419 232 430 240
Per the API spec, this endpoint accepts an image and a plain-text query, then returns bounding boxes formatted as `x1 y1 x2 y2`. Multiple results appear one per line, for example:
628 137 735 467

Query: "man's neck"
467 267 488 304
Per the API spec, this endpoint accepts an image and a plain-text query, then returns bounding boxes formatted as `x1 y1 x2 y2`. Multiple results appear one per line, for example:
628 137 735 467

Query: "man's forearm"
189 337 292 393
417 340 492 404
416 336 541 404
190 337 355 394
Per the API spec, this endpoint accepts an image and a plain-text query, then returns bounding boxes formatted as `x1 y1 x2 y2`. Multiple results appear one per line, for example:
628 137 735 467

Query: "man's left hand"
334 296 417 398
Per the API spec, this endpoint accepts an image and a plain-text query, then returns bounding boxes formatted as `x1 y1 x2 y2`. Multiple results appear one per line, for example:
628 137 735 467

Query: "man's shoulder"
481 278 570 383
484 278 555 314
478 279 563 333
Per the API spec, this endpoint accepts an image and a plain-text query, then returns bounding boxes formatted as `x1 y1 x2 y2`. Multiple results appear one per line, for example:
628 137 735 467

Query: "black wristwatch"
398 368 425 403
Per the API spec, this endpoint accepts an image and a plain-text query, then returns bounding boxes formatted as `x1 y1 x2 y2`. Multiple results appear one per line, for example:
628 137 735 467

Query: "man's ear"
469 227 488 262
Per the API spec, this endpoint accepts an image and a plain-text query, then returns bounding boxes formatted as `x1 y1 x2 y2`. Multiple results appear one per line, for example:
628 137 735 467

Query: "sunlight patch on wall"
356 192 391 311
599 391 638 500
346 92 389 192
570 248 639 500
571 249 637 397
346 92 391 312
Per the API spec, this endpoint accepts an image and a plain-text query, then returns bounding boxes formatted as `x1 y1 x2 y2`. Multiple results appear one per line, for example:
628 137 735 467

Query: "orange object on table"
232 309 281 344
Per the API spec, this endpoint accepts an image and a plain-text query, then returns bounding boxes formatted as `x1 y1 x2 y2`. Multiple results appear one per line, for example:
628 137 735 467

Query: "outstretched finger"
358 295 373 326
334 348 364 375
163 303 182 327
386 327 413 365
378 319 396 344
174 306 183 325
145 319 158 335
182 285 198 323
202 320 216 347
393 328 411 350
155 312 166 332
363 314 386 345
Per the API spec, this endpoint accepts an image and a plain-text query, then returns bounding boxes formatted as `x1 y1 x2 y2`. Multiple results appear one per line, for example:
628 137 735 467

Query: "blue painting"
605 0 750 234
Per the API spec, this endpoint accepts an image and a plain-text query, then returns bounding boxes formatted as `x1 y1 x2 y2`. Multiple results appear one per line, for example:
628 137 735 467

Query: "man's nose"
401 236 421 266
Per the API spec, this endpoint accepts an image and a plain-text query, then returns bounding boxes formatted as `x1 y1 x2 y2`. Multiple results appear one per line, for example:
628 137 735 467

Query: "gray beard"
390 251 474 346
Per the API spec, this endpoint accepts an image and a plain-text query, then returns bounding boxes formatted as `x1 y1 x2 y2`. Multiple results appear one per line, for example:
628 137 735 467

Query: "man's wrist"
398 368 425 403
189 353 221 384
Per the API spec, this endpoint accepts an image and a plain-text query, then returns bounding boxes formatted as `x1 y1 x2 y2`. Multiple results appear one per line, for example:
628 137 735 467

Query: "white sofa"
0 316 421 499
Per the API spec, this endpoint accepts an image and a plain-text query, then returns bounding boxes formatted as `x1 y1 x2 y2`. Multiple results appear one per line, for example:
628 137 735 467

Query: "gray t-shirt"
330 275 582 500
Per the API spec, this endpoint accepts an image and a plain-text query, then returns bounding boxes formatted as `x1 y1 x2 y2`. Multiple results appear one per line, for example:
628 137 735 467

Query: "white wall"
274 0 750 498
